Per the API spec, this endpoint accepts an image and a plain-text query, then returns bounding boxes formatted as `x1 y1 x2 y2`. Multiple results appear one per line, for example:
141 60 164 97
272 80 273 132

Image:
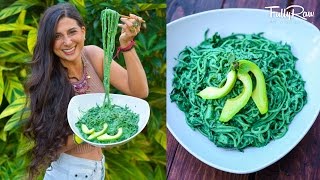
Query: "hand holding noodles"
75 8 139 144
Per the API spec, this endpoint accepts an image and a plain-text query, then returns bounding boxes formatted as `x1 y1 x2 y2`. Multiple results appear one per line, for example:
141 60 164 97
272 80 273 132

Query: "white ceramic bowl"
167 8 320 174
68 93 150 148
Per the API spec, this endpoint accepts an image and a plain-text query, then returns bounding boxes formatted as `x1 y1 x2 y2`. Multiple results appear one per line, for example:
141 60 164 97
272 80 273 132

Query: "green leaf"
137 34 147 50
0 130 7 142
0 154 9 166
0 23 34 32
0 65 19 71
106 154 147 180
27 28 37 54
154 165 166 180
150 150 166 166
154 129 166 150
122 148 150 161
4 108 30 132
136 162 154 180
16 132 34 157
0 36 26 43
70 0 86 16
150 40 166 52
137 3 167 12
150 88 165 95
19 68 27 78
0 96 26 119
160 63 166 75
0 69 3 105
0 51 31 63
13 10 26 36
0 155 8 166
148 97 165 109
4 73 25 104
147 34 158 49
151 58 162 68
147 109 163 140
0 0 38 20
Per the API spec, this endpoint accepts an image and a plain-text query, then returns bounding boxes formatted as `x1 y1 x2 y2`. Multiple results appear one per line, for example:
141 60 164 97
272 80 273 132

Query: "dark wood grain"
222 0 288 9
167 0 320 179
166 128 179 177
167 131 251 180
293 0 320 29
166 0 223 23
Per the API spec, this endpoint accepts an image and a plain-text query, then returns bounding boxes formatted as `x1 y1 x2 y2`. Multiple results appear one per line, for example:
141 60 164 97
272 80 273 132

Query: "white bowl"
67 93 150 148
167 8 320 174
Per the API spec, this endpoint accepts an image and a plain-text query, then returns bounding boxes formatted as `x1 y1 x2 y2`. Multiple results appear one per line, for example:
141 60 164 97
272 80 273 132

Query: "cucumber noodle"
170 31 307 150
101 8 119 105
75 9 139 143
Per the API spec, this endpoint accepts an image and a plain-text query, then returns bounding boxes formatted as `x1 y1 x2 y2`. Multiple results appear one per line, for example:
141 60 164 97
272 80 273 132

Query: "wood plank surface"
166 0 223 23
222 0 288 9
293 0 320 28
166 0 320 179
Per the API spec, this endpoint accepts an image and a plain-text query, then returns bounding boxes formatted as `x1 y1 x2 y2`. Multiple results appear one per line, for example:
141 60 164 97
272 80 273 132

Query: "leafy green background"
0 0 166 179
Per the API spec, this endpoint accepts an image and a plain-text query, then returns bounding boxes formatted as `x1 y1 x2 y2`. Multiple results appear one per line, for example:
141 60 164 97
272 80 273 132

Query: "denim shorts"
44 153 105 180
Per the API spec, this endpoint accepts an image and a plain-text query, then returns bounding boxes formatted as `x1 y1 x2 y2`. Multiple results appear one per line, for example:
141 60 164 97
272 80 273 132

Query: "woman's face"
53 17 85 63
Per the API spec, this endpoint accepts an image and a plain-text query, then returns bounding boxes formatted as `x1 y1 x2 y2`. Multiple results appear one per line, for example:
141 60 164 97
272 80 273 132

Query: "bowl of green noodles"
67 93 150 148
167 8 320 173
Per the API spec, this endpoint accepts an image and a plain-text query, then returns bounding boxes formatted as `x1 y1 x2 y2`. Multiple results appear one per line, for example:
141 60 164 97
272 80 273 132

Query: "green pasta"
101 8 119 105
76 104 139 143
75 8 139 144
170 31 307 150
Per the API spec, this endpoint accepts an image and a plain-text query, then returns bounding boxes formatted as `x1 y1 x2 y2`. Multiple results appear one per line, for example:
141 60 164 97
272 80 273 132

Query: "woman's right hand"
118 14 144 47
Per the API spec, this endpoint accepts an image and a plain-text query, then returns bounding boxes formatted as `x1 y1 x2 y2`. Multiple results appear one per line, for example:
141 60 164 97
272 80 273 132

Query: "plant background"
0 0 166 179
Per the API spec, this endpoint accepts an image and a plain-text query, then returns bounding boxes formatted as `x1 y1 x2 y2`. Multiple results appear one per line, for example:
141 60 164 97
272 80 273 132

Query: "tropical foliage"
0 0 166 179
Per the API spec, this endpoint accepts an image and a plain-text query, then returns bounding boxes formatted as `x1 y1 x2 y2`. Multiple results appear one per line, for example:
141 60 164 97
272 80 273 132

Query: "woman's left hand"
118 14 144 47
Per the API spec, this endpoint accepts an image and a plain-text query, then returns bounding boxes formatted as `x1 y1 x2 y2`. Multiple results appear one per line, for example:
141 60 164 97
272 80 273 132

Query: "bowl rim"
68 93 150 147
167 8 319 33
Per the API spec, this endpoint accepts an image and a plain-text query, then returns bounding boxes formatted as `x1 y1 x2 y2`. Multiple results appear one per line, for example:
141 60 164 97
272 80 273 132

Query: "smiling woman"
53 17 86 81
23 2 148 179
53 17 86 64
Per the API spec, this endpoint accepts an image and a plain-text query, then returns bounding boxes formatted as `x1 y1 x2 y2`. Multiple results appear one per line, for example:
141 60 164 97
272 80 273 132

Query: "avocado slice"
198 70 237 99
81 124 95 134
237 60 268 114
219 72 253 122
87 123 108 140
97 127 123 141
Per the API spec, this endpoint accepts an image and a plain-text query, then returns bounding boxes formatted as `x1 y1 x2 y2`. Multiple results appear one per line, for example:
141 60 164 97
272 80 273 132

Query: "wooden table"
166 0 320 179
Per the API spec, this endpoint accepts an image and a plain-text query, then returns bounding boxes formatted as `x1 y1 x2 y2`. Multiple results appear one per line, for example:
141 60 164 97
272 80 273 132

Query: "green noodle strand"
170 32 307 150
101 9 119 105
75 8 139 144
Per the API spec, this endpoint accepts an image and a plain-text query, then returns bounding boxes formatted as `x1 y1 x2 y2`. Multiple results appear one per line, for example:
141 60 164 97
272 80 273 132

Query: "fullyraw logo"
265 5 314 20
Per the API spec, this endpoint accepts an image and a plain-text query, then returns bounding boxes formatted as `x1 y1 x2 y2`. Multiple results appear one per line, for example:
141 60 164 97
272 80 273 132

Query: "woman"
24 3 148 179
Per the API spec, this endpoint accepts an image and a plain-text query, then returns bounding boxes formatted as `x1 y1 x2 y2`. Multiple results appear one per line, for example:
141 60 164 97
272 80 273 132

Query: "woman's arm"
114 14 148 98
110 47 148 98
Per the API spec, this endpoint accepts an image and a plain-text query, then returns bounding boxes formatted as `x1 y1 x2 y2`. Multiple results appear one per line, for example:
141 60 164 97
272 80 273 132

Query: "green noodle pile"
170 31 307 150
75 8 139 143
76 104 139 143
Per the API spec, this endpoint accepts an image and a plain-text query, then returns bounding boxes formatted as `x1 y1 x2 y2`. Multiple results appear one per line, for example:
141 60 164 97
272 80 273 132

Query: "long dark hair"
24 3 84 178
